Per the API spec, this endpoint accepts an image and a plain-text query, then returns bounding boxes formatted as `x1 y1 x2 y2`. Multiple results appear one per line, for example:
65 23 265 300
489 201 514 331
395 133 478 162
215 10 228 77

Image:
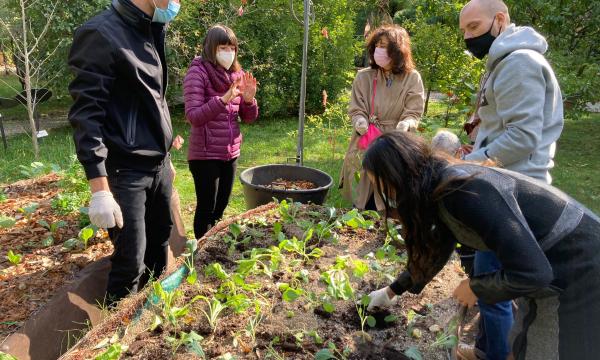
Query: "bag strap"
370 77 377 119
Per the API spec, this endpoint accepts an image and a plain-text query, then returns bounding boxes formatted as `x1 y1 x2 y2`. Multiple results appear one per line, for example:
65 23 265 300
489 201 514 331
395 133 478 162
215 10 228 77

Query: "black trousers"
189 158 237 239
106 162 173 301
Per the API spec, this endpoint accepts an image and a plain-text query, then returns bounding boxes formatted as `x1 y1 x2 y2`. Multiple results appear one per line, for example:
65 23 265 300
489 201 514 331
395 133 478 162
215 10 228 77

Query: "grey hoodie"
465 24 564 184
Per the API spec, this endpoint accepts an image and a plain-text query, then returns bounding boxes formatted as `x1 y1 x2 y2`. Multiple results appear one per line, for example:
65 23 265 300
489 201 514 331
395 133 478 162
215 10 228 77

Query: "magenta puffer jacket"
183 57 258 161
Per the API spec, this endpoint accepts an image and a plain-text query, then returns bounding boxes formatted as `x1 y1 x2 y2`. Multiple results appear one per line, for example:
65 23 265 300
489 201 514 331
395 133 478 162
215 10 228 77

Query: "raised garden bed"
63 201 466 360
0 173 112 338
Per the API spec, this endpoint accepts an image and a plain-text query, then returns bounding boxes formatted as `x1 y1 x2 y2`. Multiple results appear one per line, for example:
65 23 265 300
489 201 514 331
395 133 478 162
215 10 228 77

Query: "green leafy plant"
166 331 205 357
339 209 377 230
193 296 227 333
0 215 16 229
315 341 351 360
0 351 19 360
18 162 59 178
223 222 251 255
18 202 39 218
430 318 459 350
51 192 87 215
278 283 304 302
278 229 323 262
37 219 67 246
182 240 198 285
321 258 354 300
6 250 23 266
78 225 97 249
94 343 127 360
277 199 301 223
403 346 424 360
356 295 376 334
150 282 190 331
0 192 7 203
245 307 264 345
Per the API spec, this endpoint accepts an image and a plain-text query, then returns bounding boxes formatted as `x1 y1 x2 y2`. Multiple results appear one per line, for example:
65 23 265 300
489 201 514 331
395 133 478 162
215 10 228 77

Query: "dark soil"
63 203 465 359
269 179 317 190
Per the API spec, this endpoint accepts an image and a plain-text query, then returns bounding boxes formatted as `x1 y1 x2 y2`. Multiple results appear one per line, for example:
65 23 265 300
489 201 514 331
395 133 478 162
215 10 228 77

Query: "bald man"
457 1 564 360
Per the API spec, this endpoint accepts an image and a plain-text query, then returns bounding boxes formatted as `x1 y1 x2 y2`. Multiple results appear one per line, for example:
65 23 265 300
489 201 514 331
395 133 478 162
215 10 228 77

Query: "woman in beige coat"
340 25 425 210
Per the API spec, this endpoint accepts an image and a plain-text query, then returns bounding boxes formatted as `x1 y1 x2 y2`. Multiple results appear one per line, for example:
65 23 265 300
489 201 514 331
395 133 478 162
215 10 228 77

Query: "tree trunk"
423 51 440 116
20 0 39 159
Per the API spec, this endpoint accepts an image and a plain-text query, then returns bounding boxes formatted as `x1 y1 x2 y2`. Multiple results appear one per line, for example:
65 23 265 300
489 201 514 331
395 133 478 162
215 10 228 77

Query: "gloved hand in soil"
367 286 397 311
89 190 124 229
354 116 369 135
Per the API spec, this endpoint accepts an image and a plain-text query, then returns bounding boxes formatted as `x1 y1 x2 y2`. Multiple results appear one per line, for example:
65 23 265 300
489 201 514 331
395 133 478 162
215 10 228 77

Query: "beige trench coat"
340 68 425 210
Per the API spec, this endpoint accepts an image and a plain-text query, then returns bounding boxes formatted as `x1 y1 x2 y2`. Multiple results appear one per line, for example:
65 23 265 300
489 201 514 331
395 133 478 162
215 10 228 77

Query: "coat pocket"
126 101 139 146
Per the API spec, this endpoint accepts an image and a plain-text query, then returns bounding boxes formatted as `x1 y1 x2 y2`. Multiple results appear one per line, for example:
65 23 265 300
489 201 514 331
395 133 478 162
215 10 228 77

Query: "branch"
27 0 59 56
0 17 24 55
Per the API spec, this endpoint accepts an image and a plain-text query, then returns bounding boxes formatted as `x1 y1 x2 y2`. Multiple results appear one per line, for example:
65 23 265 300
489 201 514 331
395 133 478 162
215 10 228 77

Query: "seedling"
94 343 127 360
406 309 426 336
315 341 351 360
150 282 190 331
429 318 458 350
356 295 376 334
166 331 205 357
182 240 198 285
192 296 227 332
0 192 7 203
339 209 377 230
245 307 264 344
0 215 16 229
18 202 39 218
277 199 301 223
403 346 424 360
224 222 251 255
278 283 304 302
6 250 23 266
37 219 67 247
278 229 323 262
78 225 97 249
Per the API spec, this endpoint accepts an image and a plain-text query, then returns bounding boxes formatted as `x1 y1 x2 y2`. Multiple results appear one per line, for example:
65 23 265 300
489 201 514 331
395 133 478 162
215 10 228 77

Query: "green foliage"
78 225 97 249
18 162 60 179
51 193 87 215
94 343 127 360
150 282 190 331
169 0 362 117
18 202 39 218
0 215 16 229
403 346 423 360
192 296 228 332
505 0 600 109
166 331 206 358
6 250 23 266
0 352 19 360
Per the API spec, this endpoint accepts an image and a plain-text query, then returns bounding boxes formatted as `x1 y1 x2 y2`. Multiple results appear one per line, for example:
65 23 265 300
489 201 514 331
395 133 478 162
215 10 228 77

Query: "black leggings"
189 158 237 239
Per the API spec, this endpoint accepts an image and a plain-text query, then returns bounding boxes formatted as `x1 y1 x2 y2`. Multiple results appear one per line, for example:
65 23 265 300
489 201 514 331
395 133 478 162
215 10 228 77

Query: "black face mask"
465 19 497 59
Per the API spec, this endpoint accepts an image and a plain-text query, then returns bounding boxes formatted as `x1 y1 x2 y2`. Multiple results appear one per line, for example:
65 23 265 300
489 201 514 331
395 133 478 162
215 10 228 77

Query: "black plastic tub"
239 164 333 209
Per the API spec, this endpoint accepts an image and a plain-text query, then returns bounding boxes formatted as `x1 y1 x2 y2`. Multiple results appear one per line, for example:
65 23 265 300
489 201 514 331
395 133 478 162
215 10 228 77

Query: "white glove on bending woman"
367 287 397 311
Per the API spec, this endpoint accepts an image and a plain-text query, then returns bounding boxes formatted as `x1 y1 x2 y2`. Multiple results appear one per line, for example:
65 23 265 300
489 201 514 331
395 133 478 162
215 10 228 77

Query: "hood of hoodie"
487 24 548 70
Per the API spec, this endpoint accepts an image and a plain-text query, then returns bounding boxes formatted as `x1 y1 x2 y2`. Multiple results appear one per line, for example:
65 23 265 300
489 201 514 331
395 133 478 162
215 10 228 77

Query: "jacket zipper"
229 103 233 159
127 102 138 146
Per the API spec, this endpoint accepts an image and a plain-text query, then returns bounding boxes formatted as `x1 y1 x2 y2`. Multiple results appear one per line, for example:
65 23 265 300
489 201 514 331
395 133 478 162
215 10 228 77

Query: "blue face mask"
152 0 180 23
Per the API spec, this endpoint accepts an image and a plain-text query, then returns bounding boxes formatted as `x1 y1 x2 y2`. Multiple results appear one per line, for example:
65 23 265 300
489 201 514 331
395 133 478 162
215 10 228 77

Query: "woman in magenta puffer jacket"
184 25 258 239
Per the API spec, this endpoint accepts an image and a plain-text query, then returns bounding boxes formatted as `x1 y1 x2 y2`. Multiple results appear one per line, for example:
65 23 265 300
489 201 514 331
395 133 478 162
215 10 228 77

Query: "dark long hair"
202 25 241 72
362 131 466 283
366 25 416 75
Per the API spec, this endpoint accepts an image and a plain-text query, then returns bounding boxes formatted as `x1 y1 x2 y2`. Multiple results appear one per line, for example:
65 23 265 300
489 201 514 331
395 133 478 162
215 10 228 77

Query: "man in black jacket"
68 0 181 302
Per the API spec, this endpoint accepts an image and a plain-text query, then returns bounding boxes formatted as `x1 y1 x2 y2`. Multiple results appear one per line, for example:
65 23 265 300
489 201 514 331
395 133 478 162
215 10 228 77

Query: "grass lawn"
1 100 599 232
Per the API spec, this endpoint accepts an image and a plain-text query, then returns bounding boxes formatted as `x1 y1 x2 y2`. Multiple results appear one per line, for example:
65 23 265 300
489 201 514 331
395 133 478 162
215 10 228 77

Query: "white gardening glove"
354 117 369 135
89 191 123 229
396 118 418 132
367 287 397 311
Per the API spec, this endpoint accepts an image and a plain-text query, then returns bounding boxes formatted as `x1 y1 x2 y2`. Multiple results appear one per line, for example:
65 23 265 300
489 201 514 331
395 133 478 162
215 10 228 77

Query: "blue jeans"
474 251 513 360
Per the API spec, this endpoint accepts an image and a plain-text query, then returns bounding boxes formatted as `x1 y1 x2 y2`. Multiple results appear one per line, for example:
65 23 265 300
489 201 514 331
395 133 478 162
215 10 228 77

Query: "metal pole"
296 0 310 166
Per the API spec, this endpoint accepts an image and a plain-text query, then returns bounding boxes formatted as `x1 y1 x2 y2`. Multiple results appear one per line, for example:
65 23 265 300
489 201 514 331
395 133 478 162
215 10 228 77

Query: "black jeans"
189 158 237 239
106 162 173 301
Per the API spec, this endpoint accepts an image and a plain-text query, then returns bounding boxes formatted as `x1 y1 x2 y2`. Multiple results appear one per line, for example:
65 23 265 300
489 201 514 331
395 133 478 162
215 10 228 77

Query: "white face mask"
216 50 235 70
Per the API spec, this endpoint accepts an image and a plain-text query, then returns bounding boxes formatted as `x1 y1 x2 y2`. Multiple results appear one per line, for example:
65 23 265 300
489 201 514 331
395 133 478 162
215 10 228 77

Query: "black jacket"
68 0 173 179
390 164 599 304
